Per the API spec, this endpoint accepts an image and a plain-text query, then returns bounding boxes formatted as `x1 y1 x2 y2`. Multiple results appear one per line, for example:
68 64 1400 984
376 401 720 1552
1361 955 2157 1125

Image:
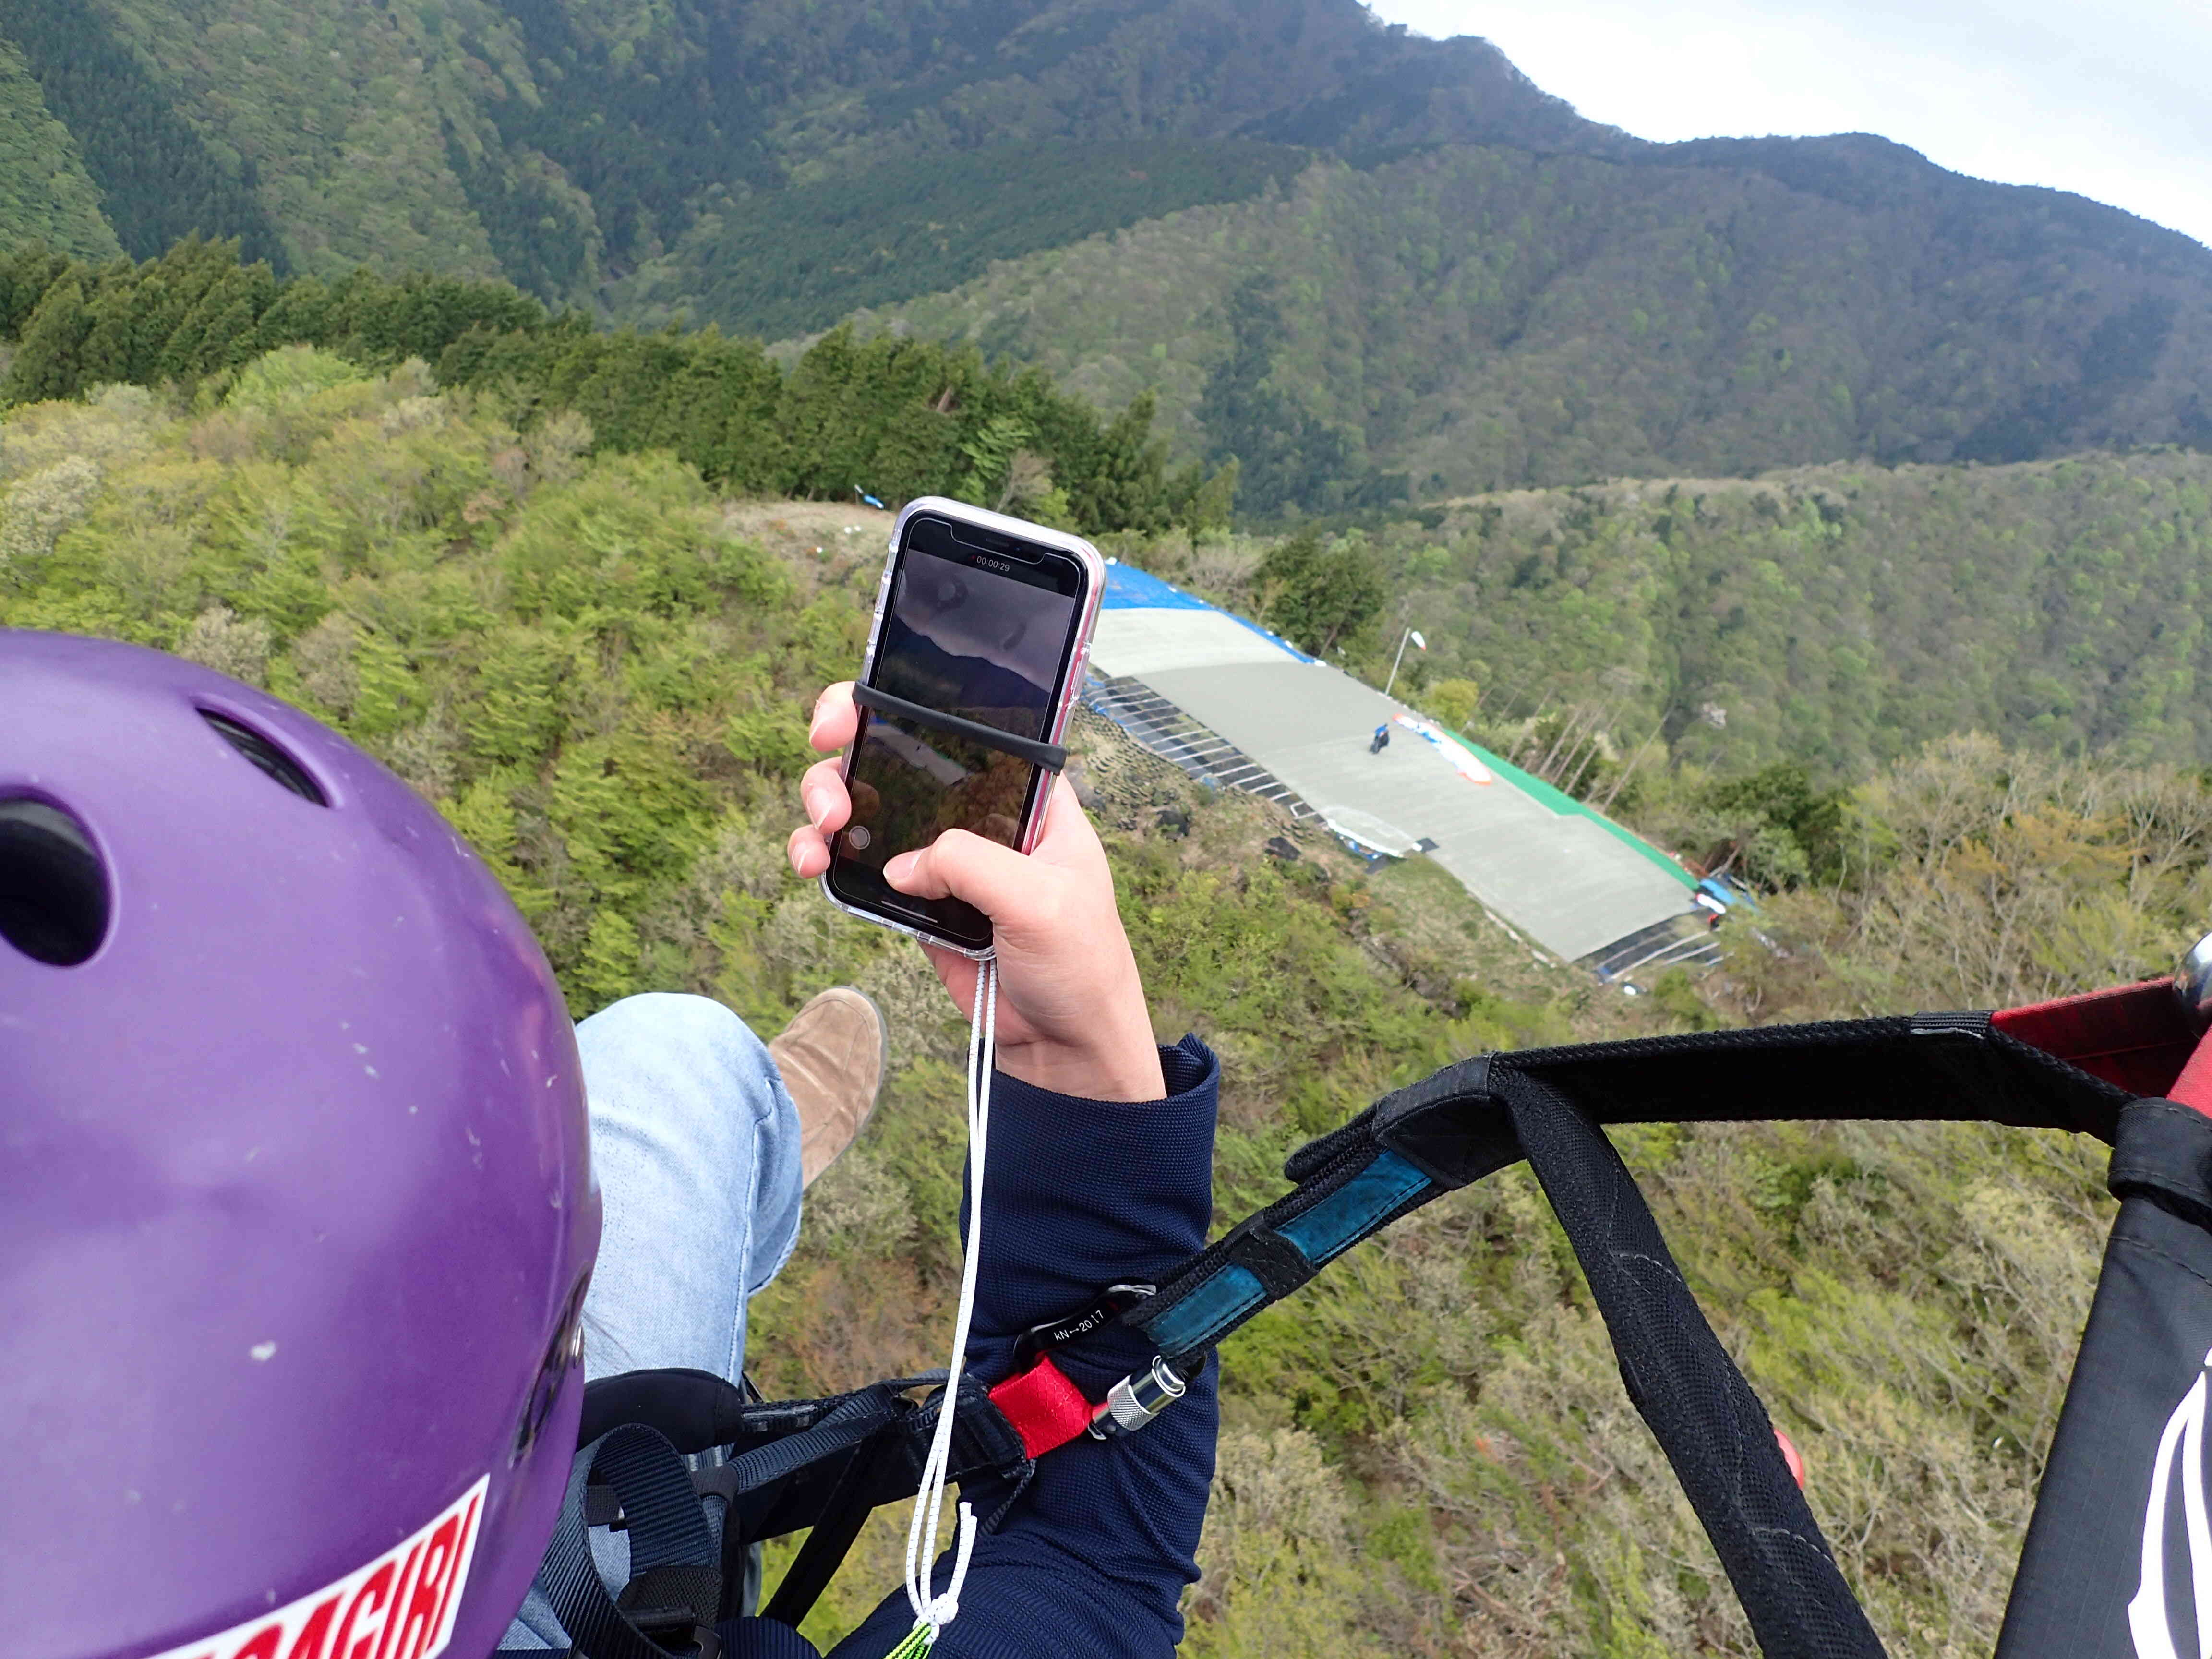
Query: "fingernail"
883 852 915 886
801 785 824 827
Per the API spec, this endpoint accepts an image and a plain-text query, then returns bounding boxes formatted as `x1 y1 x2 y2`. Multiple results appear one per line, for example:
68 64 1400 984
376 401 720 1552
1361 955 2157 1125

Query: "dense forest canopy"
0 237 1225 534
611 140 1315 340
0 36 116 263
0 0 1606 297
1123 451 2212 779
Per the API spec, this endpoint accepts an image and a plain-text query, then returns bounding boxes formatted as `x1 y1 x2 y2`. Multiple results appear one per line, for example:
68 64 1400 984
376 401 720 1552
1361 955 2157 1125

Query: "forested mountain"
0 0 1605 296
608 138 1313 339
0 39 115 263
858 138 2212 500
0 0 2206 498
0 237 1217 531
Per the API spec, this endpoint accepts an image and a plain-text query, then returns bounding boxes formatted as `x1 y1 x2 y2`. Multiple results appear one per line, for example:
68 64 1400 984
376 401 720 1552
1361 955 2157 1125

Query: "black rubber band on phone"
851 683 1068 772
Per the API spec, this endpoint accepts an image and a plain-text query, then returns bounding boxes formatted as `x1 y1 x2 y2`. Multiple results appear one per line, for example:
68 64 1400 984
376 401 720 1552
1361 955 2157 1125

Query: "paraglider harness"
522 973 2212 1659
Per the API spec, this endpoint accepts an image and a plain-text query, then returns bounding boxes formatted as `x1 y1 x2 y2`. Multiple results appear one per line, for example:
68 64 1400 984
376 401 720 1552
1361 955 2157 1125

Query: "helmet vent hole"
0 799 110 967
200 711 327 805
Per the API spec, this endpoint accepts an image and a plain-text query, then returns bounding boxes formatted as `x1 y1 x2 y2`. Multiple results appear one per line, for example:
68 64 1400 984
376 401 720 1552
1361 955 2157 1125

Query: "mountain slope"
0 36 117 261
0 0 505 279
607 139 1314 338
851 137 2212 499
0 0 1612 301
1125 447 2212 780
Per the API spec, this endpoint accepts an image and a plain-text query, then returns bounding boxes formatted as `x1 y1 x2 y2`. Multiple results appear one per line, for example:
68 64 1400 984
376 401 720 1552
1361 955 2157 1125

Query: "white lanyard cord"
902 956 996 1637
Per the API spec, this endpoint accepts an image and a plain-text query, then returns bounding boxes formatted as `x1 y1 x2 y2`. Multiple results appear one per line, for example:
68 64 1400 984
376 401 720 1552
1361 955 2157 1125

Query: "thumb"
884 830 1050 927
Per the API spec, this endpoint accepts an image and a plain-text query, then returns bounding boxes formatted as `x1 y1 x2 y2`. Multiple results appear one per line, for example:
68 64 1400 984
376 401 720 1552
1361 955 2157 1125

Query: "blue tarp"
1102 562 1214 611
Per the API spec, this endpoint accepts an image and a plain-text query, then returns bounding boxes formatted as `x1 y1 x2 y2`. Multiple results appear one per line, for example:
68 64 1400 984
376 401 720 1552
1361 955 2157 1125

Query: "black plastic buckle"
1011 1283 1155 1369
623 1610 720 1659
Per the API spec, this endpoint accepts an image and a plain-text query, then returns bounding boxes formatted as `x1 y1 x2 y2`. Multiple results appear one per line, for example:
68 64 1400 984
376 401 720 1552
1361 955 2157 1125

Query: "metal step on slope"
1082 673 1319 819
1581 911 1726 987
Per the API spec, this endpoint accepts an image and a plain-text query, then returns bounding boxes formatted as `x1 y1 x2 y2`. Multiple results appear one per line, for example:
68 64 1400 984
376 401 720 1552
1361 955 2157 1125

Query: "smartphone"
821 497 1104 957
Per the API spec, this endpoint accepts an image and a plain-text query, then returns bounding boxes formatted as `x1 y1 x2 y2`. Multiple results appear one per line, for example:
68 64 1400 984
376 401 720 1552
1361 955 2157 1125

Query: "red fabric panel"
2169 1038 2212 1117
989 1355 1098 1459
1991 979 2202 1101
1775 1429 1805 1491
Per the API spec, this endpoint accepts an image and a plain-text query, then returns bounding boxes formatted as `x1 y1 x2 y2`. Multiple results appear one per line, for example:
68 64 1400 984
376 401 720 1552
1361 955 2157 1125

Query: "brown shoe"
771 986 888 1188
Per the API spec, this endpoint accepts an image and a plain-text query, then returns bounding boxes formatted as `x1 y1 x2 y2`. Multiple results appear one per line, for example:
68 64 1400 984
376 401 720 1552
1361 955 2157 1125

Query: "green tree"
1699 762 1849 888
1257 530 1385 656
1422 677 1480 729
0 237 1187 537
1179 457 1240 534
4 270 88 402
952 413 1033 508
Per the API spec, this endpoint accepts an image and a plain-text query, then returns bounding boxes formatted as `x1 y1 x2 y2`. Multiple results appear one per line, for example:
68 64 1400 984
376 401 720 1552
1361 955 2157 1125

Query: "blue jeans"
505 993 807 1648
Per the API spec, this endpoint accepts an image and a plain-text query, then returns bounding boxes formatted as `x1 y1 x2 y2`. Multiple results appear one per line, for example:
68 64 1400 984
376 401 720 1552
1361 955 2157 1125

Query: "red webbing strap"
1992 979 2203 1103
988 1356 1096 1459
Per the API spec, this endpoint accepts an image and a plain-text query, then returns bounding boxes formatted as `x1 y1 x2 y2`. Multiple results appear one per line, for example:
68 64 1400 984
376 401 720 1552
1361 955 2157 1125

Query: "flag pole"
1384 626 1424 697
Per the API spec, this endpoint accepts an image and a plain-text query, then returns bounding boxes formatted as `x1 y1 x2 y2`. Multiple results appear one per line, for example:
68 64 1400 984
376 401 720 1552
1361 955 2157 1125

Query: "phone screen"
827 513 1086 951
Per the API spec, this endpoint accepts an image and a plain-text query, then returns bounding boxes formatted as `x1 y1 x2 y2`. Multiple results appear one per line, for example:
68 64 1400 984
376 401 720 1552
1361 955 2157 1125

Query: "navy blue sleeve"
824 1035 1223 1659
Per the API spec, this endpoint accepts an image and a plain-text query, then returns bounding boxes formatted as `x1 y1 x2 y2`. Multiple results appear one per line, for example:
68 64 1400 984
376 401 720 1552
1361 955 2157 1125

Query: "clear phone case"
817 495 1107 959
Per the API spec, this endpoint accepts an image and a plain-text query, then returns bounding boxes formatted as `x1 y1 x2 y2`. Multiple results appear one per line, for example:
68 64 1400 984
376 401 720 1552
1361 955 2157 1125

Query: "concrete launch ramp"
1086 563 1699 964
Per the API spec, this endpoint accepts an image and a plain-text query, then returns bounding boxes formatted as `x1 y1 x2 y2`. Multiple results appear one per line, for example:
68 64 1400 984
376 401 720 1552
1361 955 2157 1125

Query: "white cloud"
1369 0 2212 247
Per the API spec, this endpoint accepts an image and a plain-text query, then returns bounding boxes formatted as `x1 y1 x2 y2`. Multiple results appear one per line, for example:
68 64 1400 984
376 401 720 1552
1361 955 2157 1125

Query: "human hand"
787 682 1166 1102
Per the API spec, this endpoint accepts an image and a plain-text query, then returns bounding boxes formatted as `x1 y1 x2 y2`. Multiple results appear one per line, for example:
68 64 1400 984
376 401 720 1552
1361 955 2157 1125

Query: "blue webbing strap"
1128 1054 1518 1366
1137 1147 1439 1360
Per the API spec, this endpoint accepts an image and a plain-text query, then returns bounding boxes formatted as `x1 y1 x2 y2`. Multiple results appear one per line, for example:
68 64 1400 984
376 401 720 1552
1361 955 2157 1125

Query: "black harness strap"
756 1440 880 1630
569 1366 1035 1634
690 1386 902 1624
1477 1013 2126 1137
1504 1066 1883 1659
1996 1098 2212 1657
582 1367 759 1450
539 1423 723 1659
715 1385 904 1496
1133 1015 2134 1365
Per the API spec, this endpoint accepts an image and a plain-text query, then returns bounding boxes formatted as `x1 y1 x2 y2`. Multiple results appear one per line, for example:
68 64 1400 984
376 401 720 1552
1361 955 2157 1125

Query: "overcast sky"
1367 0 2212 249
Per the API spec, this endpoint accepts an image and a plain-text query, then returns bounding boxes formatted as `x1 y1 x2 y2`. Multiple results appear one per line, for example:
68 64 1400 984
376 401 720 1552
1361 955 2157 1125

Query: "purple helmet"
0 630 598 1659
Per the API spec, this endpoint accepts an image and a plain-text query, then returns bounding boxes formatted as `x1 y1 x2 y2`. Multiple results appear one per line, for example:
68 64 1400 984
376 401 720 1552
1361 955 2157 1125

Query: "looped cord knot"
903 963 998 1640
